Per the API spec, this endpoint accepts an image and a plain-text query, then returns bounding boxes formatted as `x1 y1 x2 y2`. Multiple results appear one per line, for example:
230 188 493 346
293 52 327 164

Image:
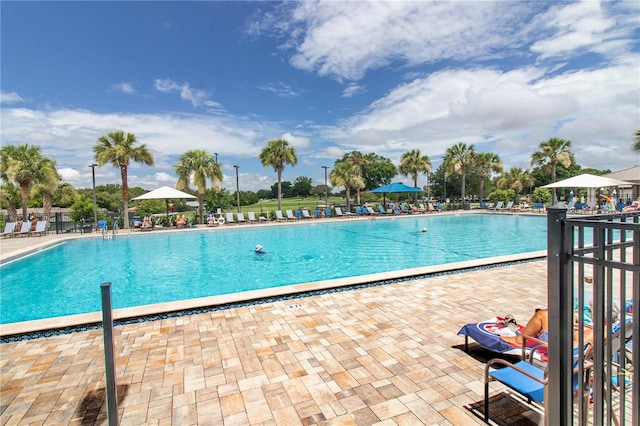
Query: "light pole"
214 152 218 163
321 166 329 207
89 163 98 230
234 165 240 213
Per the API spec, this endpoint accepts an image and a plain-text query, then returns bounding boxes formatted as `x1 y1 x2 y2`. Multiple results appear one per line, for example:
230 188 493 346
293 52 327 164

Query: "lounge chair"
225 212 236 225
98 220 108 232
492 201 504 211
301 209 313 219
427 203 439 213
314 209 322 219
236 212 247 224
285 209 297 221
504 201 514 211
0 222 16 238
14 221 31 237
295 210 302 220
275 210 286 222
367 206 379 215
334 207 352 217
30 220 48 237
458 316 548 361
484 339 593 423
247 212 257 223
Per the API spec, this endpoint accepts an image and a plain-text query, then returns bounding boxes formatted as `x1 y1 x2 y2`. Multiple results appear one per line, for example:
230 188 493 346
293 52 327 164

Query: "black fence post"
546 206 573 425
101 283 119 426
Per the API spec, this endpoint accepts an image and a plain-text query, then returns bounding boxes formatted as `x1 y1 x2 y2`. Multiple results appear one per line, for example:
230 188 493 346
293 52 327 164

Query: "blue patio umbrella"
370 182 422 205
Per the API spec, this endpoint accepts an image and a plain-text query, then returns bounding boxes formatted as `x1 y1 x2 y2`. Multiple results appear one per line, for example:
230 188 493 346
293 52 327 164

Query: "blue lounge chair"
325 208 332 218
377 205 389 214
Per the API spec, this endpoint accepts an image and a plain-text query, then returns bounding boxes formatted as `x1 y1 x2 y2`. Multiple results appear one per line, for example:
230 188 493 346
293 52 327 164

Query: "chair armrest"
485 358 548 385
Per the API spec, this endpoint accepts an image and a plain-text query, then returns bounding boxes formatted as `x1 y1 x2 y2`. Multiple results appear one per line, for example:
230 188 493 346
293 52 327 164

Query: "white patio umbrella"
132 186 196 226
542 174 631 189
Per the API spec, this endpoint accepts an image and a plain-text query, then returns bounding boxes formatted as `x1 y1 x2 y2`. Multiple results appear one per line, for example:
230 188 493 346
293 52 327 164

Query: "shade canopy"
542 174 631 189
370 182 422 193
132 186 196 226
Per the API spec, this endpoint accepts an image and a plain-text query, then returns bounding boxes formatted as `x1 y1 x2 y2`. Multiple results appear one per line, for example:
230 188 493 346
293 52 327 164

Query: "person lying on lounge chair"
500 308 593 347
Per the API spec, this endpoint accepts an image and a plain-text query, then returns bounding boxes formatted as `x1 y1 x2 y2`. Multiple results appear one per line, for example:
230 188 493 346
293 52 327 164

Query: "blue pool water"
1 214 547 324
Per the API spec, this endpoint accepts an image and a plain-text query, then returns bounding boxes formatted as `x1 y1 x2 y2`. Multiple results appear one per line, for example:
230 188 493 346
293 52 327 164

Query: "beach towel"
458 316 548 361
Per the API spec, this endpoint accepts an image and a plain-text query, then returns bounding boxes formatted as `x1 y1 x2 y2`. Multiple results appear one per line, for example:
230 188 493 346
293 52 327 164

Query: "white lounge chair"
225 212 236 225
236 212 247 224
335 207 353 217
30 220 47 236
492 201 504 211
285 209 297 220
275 210 286 222
0 222 16 238
301 209 313 219
14 222 31 237
247 212 257 223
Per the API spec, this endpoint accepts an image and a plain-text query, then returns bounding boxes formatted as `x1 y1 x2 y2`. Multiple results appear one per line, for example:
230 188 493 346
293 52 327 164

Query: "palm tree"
258 138 297 210
399 149 431 204
443 142 475 207
345 151 371 206
94 131 154 229
175 149 222 224
474 152 503 203
0 182 21 222
0 144 51 221
330 160 364 212
30 158 59 221
497 167 534 203
530 137 572 203
634 129 640 152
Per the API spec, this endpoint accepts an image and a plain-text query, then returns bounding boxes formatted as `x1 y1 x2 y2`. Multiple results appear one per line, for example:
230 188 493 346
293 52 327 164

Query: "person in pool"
255 244 264 254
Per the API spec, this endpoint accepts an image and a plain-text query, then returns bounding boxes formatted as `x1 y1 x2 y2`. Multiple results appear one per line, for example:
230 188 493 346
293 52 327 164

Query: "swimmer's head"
255 244 263 253
421 227 428 233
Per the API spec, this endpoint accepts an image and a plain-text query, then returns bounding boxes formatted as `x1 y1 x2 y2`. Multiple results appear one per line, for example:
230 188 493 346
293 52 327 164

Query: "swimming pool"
1 214 547 324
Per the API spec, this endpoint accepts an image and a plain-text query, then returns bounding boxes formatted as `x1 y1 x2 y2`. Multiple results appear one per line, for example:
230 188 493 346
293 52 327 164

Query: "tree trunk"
346 188 351 212
20 183 29 221
198 193 204 224
413 175 419 204
121 165 130 229
43 193 52 221
277 168 283 210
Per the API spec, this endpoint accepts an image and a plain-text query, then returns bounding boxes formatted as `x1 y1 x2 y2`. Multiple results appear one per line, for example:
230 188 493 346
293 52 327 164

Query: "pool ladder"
102 222 118 240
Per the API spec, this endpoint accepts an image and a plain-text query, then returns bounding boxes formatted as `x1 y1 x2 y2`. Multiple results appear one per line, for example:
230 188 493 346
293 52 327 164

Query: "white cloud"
530 1 623 59
263 1 529 81
281 132 310 149
111 82 136 94
1 91 24 104
154 78 212 107
341 84 365 98
258 82 300 97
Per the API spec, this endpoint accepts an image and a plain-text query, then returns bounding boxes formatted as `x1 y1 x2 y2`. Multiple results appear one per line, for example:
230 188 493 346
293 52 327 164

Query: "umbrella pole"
166 199 169 227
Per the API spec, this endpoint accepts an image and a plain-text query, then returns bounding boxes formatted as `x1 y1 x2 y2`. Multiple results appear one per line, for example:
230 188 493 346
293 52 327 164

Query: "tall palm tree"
345 151 371 205
175 149 222 224
530 137 572 203
443 142 475 206
0 144 51 221
30 158 59 221
474 152 503 203
94 131 154 229
330 160 364 212
258 138 297 210
497 167 534 203
399 149 431 204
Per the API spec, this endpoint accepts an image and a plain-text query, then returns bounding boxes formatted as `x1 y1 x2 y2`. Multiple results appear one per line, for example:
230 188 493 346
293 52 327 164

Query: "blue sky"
1 1 639 192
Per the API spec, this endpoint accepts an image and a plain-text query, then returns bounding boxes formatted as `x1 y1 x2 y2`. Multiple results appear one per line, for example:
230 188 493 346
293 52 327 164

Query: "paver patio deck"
1 221 549 425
